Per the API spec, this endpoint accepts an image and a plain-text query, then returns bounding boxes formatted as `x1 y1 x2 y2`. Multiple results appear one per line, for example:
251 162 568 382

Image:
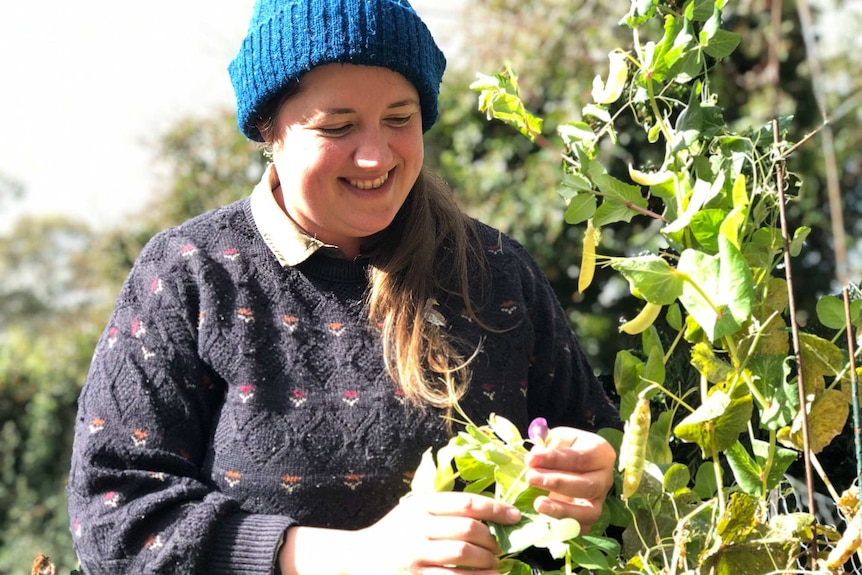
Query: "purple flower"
528 417 549 446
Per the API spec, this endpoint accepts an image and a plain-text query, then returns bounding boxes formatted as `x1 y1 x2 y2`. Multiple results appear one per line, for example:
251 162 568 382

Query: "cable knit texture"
67 198 619 574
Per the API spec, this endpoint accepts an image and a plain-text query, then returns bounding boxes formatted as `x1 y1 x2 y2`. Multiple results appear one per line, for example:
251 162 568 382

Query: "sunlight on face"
267 64 425 258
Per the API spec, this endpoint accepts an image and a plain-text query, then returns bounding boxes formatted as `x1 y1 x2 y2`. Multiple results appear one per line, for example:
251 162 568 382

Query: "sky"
0 0 465 232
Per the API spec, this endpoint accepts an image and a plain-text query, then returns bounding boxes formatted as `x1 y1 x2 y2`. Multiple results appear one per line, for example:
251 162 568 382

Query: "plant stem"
761 430 777 501
646 79 673 144
773 117 817 525
711 430 726 516
810 452 843 508
642 379 695 413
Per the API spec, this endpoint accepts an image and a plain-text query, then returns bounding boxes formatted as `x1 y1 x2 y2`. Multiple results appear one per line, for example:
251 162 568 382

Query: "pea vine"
431 0 862 572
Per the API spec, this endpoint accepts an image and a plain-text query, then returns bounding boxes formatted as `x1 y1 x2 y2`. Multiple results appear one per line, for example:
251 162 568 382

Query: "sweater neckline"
296 252 370 284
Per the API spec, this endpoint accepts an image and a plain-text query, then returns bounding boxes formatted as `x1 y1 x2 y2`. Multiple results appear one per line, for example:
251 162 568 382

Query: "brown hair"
367 168 487 410
257 83 489 412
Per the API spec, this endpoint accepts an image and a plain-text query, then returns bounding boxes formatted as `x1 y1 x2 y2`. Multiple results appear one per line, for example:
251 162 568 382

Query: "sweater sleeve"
508 239 622 433
67 232 295 575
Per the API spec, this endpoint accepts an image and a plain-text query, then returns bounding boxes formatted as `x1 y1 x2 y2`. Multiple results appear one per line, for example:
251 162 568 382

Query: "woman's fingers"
423 491 522 523
532 494 605 528
358 491 521 574
524 427 616 527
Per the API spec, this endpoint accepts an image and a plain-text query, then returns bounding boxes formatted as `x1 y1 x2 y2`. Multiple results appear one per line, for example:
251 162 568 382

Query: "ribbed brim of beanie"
229 0 447 142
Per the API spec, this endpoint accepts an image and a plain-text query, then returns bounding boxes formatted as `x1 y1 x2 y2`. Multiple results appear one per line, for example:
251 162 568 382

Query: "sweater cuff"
208 512 297 575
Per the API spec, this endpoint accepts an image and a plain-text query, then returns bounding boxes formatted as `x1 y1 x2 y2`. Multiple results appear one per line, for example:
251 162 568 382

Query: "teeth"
348 172 389 190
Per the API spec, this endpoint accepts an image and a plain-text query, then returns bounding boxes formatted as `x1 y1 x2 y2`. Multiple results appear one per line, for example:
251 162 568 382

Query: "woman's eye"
387 115 414 127
319 124 351 136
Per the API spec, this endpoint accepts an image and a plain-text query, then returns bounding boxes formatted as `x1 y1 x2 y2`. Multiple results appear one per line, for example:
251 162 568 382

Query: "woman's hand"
280 491 521 575
358 491 521 574
524 427 616 533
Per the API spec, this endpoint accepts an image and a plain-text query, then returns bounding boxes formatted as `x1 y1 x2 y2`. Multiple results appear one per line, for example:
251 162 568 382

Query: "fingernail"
507 507 522 521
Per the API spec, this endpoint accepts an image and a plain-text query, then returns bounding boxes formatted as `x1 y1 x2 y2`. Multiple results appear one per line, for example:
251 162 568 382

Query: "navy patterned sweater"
67 198 619 574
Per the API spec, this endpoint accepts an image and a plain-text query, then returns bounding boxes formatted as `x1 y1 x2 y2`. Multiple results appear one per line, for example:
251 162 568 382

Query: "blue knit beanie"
229 0 447 142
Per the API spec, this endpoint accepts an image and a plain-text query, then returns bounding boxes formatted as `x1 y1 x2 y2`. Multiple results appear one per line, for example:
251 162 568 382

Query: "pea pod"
578 220 598 293
618 396 651 500
619 302 662 335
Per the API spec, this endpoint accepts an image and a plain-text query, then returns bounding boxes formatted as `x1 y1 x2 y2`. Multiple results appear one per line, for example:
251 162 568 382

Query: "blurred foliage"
0 172 24 211
1 0 859 570
426 0 862 375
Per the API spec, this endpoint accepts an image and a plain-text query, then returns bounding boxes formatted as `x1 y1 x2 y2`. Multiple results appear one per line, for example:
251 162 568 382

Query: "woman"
67 0 620 573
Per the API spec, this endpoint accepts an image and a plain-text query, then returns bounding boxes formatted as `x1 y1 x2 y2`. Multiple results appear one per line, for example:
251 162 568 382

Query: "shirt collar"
250 164 343 267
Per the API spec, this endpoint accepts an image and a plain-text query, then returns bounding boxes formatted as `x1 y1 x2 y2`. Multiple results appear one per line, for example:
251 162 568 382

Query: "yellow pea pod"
578 220 598 293
822 515 862 570
628 164 673 186
619 396 651 501
619 302 662 335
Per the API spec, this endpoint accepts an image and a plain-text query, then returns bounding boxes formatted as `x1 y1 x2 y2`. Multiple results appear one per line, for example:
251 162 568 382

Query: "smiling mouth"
347 171 390 190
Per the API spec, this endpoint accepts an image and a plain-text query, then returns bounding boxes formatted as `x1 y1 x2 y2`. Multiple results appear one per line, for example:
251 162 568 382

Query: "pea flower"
528 417 549 447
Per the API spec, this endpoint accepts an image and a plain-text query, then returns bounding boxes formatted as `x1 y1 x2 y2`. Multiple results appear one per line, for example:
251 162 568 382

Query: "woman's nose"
354 128 393 168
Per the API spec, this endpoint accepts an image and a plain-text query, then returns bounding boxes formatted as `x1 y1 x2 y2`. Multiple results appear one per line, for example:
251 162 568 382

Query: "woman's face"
266 63 424 258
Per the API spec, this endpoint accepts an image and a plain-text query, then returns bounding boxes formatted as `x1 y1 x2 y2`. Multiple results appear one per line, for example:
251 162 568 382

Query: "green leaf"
677 250 734 341
569 543 612 570
664 174 724 236
558 121 598 146
699 5 722 42
685 0 715 21
790 226 811 257
677 237 754 342
645 14 685 82
725 440 795 497
641 324 664 361
610 255 684 305
719 236 755 326
564 192 597 225
693 461 718 499
491 512 580 555
672 89 704 151
642 344 666 388
749 355 797 430
778 389 849 453
583 103 612 122
497 558 533 575
591 174 648 227
581 534 622 557
666 302 683 331
799 332 845 394
454 450 495 481
690 342 732 384
614 349 644 400
673 388 752 456
690 208 727 253
751 439 797 490
663 462 691 492
559 173 593 197
647 410 674 464
716 492 758 544
703 29 742 60
815 294 861 331
471 69 544 141
621 0 658 27
725 441 763 497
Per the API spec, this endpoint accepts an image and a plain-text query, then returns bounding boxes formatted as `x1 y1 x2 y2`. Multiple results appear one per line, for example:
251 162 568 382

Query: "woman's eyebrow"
307 98 421 122
388 98 421 109
318 99 420 116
